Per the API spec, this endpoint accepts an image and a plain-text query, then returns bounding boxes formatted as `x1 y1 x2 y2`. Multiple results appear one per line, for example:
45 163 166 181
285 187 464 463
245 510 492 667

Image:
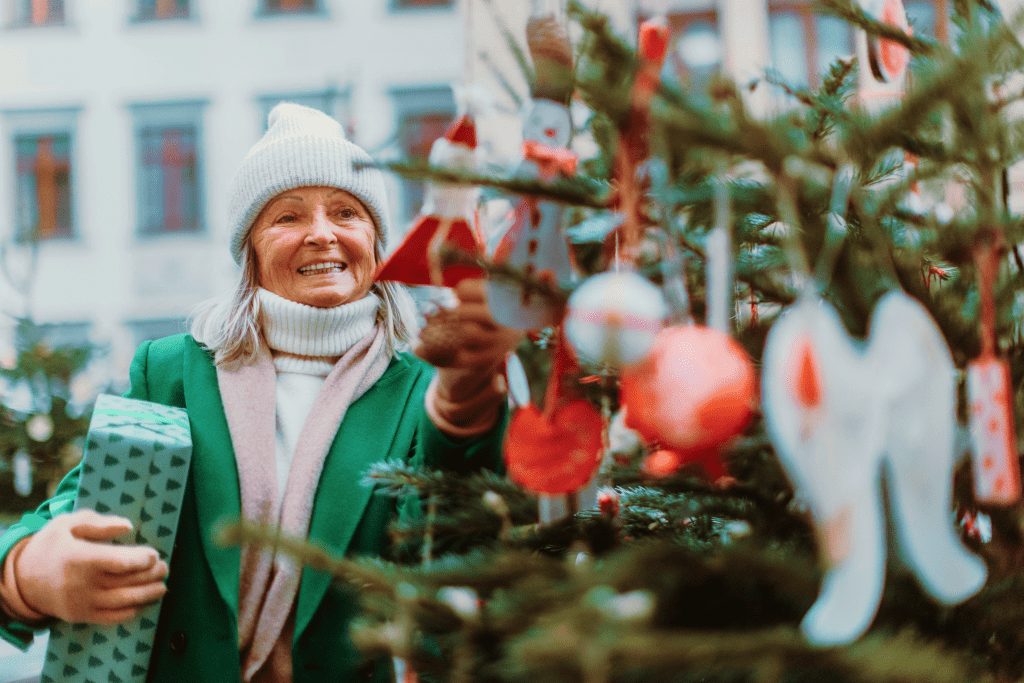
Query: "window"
9 0 64 27
37 321 91 348
135 0 190 21
769 4 852 93
130 101 208 236
391 86 456 221
256 89 351 134
392 0 454 10
906 0 950 43
126 318 187 347
4 108 79 243
258 0 319 15
661 12 723 96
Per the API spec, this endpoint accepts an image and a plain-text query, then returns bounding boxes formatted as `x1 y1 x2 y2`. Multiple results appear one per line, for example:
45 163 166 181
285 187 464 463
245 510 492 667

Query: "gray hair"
189 237 419 368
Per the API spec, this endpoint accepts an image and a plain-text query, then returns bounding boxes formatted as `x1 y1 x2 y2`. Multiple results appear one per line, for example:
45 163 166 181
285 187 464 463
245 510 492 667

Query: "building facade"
2 0 1023 389
0 0 466 386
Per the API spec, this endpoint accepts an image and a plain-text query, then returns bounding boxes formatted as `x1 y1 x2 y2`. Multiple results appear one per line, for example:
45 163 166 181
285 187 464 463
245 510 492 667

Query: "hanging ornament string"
966 232 1021 505
705 167 732 333
607 17 670 268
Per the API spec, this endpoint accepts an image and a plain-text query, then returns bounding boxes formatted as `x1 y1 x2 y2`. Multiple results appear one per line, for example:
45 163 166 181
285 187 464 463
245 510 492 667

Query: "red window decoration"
15 135 72 240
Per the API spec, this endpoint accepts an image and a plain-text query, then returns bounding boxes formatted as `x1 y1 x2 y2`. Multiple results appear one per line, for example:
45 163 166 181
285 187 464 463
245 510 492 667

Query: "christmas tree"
0 236 97 513
228 1 1024 681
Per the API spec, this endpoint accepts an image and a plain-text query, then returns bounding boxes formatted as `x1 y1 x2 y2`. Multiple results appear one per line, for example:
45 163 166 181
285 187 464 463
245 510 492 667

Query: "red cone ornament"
621 325 756 452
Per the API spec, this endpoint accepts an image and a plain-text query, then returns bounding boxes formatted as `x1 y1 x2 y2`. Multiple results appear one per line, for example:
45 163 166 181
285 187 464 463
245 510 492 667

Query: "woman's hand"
416 279 522 390
416 279 523 435
14 509 169 625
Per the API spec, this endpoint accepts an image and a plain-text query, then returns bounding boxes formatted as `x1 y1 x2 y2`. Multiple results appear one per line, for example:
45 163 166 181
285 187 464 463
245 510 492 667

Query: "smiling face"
251 186 378 308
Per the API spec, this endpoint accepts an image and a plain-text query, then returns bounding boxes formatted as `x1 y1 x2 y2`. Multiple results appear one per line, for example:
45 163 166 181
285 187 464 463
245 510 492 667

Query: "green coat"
0 334 505 682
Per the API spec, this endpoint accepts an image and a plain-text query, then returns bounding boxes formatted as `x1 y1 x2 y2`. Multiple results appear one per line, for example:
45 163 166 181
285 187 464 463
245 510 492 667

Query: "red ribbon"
523 140 578 179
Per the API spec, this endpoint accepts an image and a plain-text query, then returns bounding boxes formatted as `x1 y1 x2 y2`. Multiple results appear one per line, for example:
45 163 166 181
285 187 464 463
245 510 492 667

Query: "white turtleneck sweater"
256 288 379 497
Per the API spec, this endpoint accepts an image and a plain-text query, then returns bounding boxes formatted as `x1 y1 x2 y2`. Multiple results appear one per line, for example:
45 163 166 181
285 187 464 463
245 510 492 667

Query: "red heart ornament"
505 400 604 495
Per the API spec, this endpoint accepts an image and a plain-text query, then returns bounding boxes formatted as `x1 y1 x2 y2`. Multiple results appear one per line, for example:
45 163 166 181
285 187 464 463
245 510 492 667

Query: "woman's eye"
334 207 357 220
276 213 297 224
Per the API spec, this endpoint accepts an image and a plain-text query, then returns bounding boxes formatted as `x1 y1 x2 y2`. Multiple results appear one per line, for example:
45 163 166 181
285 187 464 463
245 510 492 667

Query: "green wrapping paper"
40 394 191 683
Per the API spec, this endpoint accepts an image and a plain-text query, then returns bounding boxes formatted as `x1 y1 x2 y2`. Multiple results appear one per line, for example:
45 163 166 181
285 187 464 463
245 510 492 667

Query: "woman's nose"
304 207 337 245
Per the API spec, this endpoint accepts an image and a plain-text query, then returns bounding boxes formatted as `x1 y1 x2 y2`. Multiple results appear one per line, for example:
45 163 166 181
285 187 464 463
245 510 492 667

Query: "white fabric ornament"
26 413 54 442
564 271 667 367
762 291 987 646
13 449 32 496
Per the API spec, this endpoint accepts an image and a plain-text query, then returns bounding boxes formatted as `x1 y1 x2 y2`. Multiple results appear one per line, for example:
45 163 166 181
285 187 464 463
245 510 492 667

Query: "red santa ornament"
376 114 485 288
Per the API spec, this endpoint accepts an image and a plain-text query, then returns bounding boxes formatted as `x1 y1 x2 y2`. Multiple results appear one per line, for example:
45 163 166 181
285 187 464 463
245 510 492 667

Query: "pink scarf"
216 326 390 682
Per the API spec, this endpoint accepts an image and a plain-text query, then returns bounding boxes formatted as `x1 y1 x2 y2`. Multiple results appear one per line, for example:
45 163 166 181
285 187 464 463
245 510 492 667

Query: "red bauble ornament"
621 325 756 452
505 400 604 495
643 449 683 478
641 446 730 480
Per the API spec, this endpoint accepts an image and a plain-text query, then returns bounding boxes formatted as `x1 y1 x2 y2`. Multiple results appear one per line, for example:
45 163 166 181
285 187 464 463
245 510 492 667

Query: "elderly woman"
0 103 516 682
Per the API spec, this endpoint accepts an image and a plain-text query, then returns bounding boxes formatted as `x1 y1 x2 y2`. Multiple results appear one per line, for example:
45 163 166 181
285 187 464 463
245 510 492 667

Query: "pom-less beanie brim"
227 103 391 264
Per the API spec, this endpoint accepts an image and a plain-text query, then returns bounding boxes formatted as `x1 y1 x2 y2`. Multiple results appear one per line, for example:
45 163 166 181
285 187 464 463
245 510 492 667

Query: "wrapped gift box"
41 394 191 683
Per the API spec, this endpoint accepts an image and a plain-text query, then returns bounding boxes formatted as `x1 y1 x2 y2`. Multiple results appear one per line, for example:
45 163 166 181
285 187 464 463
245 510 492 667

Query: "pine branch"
815 0 942 56
377 160 608 208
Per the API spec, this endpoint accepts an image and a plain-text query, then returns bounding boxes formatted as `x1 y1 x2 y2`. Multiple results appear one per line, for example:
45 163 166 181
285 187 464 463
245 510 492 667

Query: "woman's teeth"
299 262 346 275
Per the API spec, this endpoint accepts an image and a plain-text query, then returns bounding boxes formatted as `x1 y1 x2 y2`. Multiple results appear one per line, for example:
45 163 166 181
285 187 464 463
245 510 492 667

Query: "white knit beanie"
227 102 390 264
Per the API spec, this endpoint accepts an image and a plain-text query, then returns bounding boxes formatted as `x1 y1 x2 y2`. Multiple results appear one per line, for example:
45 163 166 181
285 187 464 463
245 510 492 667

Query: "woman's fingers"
86 544 160 575
89 608 148 626
68 511 134 542
95 559 169 589
453 278 487 305
90 582 168 611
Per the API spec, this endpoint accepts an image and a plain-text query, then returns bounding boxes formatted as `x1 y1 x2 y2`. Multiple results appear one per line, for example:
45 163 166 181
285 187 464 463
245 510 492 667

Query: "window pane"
400 112 452 218
770 12 809 88
17 0 63 26
138 0 190 20
394 0 453 7
815 15 851 80
676 20 722 94
264 0 317 13
138 125 200 234
905 0 937 40
15 134 72 240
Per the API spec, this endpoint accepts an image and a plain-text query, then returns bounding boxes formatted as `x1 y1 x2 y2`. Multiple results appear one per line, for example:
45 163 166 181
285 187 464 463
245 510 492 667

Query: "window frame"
254 0 326 18
255 88 352 134
389 85 456 222
128 100 209 239
389 0 455 13
7 0 66 28
767 1 856 91
131 0 192 23
125 317 187 347
765 0 950 95
661 10 723 91
3 107 81 244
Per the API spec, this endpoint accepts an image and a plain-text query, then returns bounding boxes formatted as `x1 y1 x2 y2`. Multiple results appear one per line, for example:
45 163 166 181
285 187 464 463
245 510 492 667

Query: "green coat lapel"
294 355 425 639
182 341 242 620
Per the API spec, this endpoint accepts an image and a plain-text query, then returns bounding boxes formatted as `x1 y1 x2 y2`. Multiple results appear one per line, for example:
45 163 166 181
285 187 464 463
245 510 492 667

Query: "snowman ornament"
487 97 579 331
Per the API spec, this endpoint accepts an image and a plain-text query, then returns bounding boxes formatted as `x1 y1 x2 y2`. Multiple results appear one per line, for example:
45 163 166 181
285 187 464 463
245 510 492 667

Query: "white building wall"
0 0 464 384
